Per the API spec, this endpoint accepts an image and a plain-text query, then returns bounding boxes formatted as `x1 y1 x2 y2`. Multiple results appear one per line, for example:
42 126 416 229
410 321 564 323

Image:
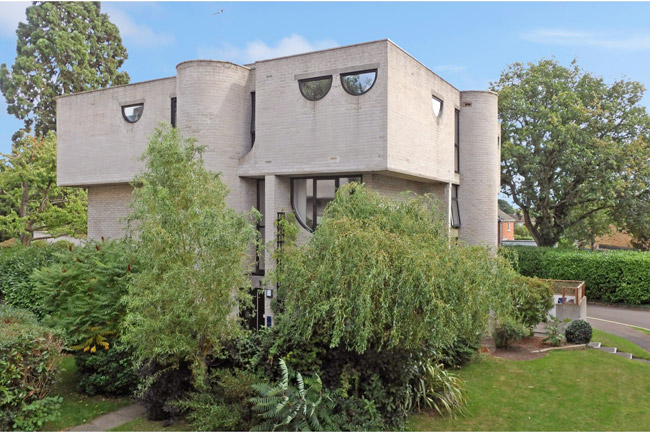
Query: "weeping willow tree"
274 184 515 355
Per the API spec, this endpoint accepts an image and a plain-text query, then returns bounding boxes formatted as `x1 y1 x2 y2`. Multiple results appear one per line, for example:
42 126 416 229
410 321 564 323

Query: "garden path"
67 403 145 432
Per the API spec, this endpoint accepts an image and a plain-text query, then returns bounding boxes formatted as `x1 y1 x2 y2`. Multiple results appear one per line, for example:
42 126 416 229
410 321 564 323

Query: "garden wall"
502 247 650 305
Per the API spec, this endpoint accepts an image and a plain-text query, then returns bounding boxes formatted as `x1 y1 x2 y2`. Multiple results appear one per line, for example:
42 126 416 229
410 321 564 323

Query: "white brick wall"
87 184 133 240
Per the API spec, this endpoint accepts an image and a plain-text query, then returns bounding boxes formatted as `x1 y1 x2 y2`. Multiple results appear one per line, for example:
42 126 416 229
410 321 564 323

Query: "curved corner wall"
458 91 500 249
176 60 251 211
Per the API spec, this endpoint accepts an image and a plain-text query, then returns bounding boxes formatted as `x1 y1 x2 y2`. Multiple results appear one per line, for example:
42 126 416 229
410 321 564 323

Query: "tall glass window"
451 185 461 228
454 109 460 173
291 176 361 232
254 179 265 274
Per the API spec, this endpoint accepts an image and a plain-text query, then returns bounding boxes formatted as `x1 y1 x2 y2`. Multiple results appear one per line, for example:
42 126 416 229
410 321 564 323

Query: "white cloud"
0 2 29 38
521 28 650 51
198 34 338 64
103 4 174 48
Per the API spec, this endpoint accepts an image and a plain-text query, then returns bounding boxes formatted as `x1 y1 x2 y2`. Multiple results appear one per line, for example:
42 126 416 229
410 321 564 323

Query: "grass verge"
591 329 650 361
408 349 650 431
42 355 132 431
631 326 650 337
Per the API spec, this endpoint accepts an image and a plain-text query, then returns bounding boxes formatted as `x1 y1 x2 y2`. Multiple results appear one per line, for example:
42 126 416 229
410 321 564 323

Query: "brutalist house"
57 39 501 325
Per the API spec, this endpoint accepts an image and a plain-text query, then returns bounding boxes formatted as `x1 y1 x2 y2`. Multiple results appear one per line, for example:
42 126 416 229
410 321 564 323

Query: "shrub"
250 359 339 432
34 238 133 351
330 394 384 431
502 246 650 305
178 368 260 431
405 360 468 418
543 315 570 346
0 242 66 317
565 319 593 344
0 305 63 431
138 361 193 421
493 317 527 349
507 274 554 329
75 341 139 396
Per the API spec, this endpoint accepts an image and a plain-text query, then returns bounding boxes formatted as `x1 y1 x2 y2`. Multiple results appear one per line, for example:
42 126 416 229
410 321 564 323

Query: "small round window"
122 104 144 123
341 70 377 95
299 76 332 101
432 96 443 117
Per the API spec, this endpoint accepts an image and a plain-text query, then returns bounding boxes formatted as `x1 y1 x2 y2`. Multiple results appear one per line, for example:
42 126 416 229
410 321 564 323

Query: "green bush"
506 274 554 329
34 239 133 351
178 368 260 431
405 360 468 418
502 246 650 305
0 305 63 431
493 317 527 349
0 242 67 317
565 319 592 344
75 341 139 396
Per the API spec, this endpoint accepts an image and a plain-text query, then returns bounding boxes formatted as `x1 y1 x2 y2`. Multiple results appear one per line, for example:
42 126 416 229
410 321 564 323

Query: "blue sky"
2 1 650 156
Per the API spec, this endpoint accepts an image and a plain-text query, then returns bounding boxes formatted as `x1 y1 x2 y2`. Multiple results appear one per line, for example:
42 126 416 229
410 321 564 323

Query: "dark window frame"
291 175 362 232
340 69 378 96
454 109 460 173
121 103 144 123
451 184 461 228
298 75 333 101
170 97 177 128
250 92 256 146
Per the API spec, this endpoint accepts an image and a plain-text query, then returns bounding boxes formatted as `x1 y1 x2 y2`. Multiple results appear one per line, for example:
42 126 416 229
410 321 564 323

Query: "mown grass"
109 417 191 432
408 349 650 431
42 356 132 431
592 329 650 360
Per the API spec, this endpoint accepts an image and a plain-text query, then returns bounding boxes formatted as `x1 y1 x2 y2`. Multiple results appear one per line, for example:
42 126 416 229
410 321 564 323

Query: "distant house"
498 210 516 244
592 225 634 250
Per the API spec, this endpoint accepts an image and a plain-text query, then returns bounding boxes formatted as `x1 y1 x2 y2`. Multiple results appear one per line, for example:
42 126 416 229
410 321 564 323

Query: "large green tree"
122 125 258 385
0 1 129 141
492 59 650 246
0 133 87 245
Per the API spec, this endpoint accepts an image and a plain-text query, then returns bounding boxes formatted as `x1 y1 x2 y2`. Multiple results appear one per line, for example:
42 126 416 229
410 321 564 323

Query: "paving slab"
67 403 145 432
598 346 617 353
615 352 633 359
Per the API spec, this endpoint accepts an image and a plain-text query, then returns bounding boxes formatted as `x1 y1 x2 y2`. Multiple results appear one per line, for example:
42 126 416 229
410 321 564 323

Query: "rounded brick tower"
458 90 500 249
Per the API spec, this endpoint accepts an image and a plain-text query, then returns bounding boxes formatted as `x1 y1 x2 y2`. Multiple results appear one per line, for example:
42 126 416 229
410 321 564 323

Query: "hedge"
501 247 650 305
0 242 69 317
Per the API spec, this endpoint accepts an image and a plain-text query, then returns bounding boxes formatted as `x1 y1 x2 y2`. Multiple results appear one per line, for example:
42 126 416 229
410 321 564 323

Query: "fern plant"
250 359 339 431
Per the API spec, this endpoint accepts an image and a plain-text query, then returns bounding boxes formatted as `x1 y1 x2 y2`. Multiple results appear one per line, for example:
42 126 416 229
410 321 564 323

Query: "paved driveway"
587 304 650 352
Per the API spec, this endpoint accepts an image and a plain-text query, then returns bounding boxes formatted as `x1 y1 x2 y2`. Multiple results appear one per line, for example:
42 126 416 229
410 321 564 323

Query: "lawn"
409 349 650 431
592 329 650 361
42 356 132 431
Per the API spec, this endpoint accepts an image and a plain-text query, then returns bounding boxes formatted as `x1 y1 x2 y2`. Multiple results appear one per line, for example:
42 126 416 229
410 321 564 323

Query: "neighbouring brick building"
57 39 501 326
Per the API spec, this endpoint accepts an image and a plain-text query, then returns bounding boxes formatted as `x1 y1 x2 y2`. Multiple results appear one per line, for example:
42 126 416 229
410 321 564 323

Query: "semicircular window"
341 70 377 95
299 76 332 101
122 103 144 123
